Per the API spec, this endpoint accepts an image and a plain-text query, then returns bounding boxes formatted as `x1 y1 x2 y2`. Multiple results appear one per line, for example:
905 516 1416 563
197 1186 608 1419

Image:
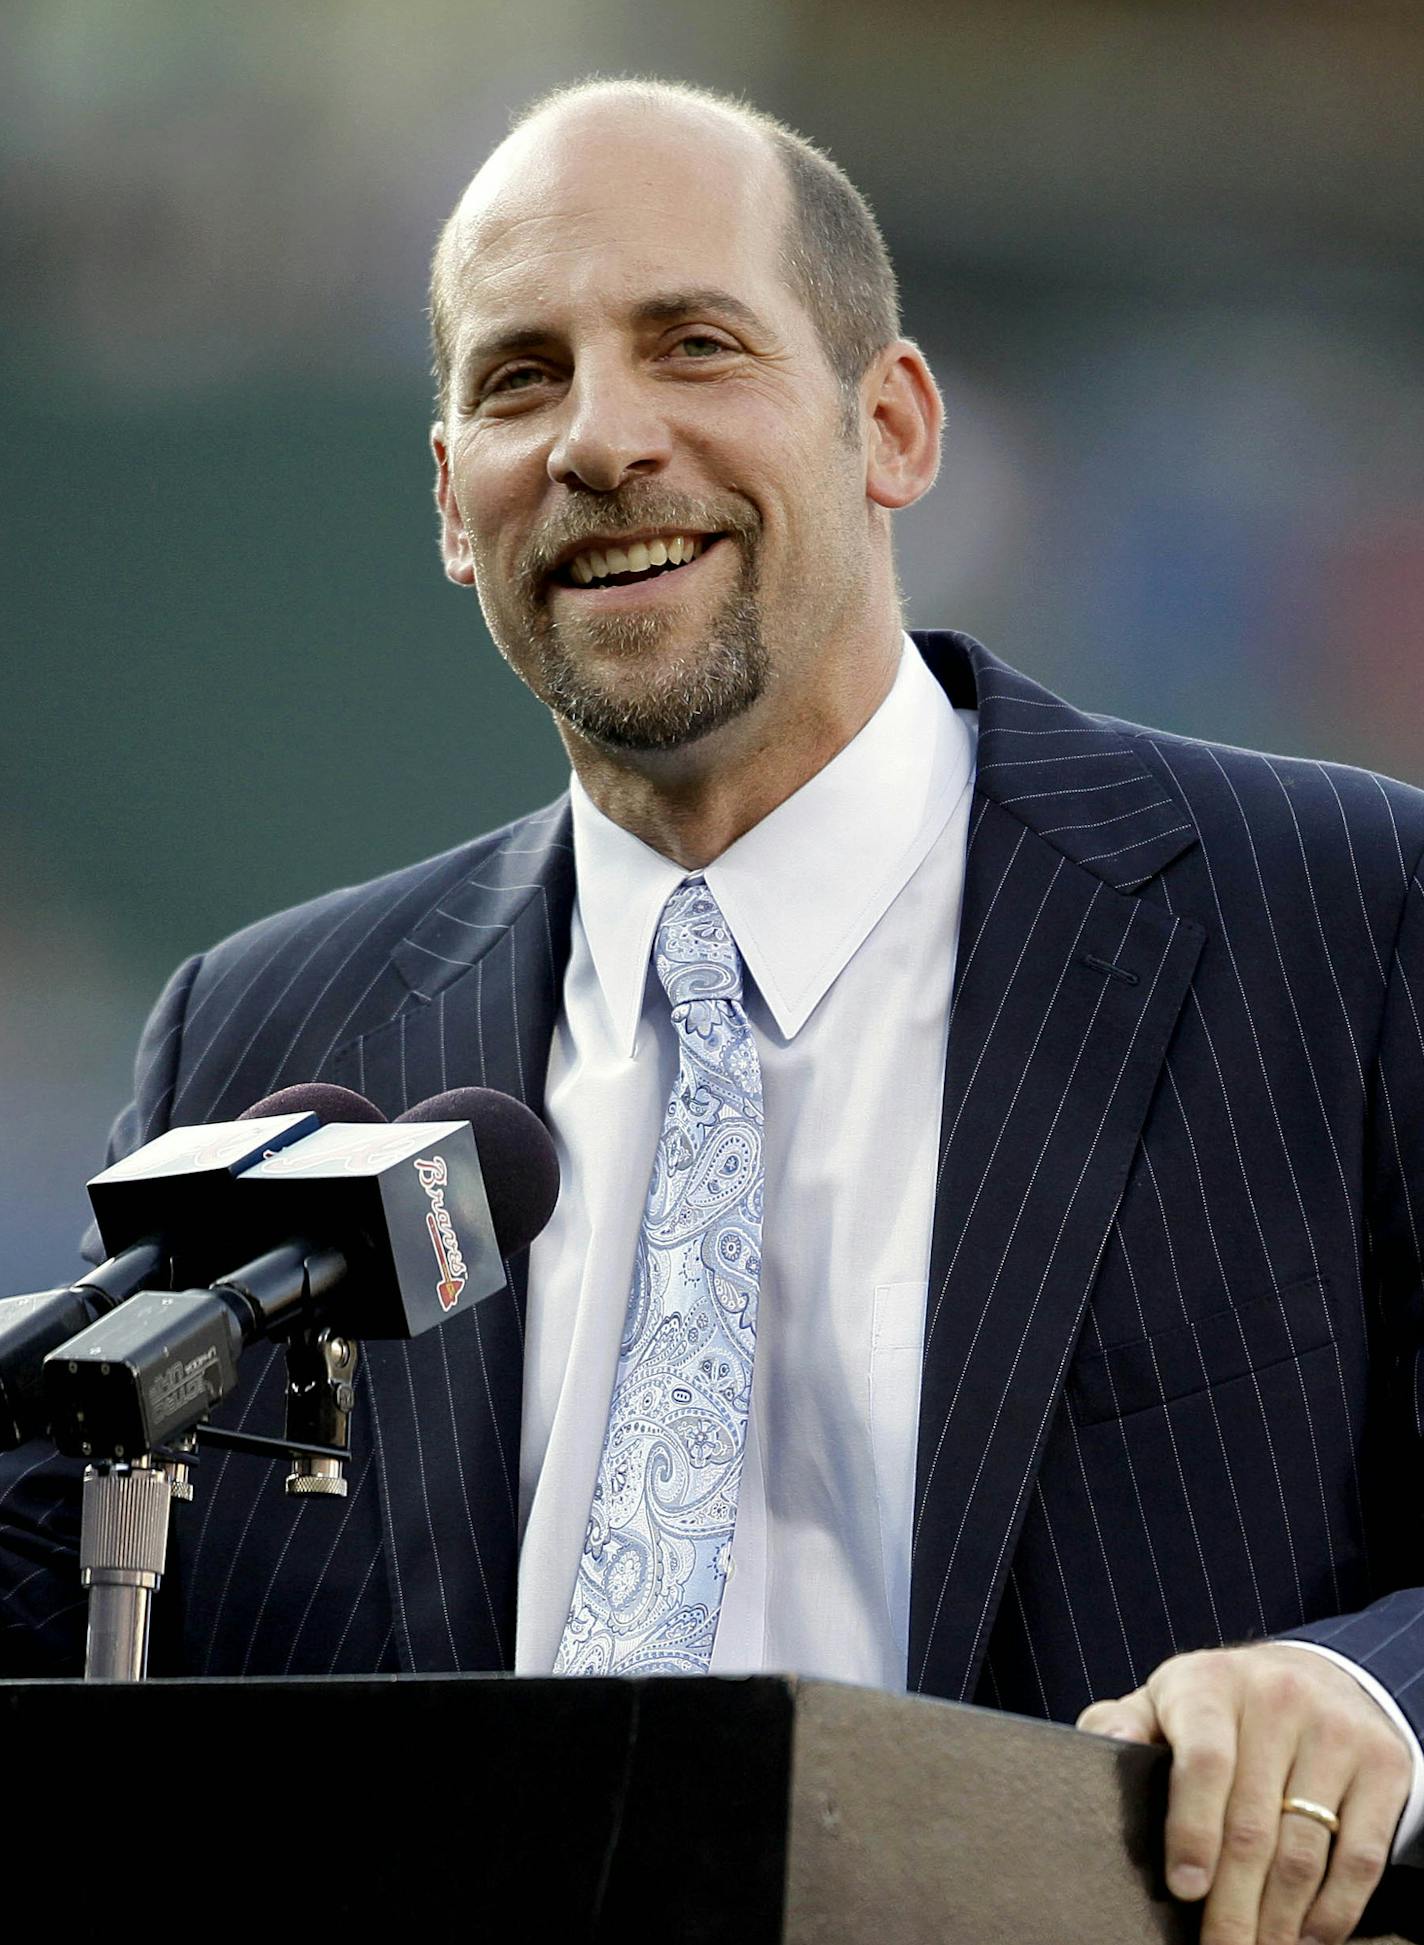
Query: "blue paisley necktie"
555 876 764 1675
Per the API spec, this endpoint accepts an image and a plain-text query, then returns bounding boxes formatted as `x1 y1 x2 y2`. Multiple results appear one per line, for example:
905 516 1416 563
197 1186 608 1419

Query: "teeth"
564 534 707 584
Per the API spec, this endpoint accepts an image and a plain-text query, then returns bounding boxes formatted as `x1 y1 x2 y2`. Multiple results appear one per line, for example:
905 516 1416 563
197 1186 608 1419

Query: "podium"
1 1674 1417 1941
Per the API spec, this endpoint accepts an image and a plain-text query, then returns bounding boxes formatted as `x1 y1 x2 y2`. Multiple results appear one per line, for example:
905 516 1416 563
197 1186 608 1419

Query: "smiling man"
428 89 929 866
3 76 1423 1945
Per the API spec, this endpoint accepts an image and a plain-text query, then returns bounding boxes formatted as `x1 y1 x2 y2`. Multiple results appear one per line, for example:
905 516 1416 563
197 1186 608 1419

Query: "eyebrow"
629 289 771 336
462 289 772 375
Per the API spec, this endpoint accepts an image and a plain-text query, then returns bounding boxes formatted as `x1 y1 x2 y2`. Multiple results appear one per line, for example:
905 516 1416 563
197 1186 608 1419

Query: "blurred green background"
3 0 1422 1280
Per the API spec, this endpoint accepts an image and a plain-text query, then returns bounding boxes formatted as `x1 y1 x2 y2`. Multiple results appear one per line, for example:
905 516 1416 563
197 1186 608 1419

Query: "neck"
563 622 904 870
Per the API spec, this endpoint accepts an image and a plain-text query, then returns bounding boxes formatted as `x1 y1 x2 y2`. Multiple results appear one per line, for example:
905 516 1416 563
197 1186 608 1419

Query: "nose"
546 357 672 492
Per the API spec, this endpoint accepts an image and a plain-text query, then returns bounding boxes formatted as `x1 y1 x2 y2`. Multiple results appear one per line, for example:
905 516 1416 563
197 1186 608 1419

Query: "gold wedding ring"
1281 1795 1342 1836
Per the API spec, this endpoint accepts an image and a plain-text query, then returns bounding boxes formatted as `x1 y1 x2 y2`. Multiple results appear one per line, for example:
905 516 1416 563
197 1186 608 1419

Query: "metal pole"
85 1582 153 1682
80 1458 172 1680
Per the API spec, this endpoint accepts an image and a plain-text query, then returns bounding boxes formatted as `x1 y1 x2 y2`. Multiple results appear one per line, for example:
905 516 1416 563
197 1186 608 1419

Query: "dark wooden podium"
1 1674 1417 1941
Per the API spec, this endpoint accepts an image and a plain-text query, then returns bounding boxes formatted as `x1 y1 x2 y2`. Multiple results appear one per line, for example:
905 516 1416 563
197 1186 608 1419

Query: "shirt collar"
570 635 974 1055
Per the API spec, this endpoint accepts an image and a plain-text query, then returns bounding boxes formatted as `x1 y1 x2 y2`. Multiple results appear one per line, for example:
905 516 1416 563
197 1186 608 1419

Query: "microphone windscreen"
395 1088 559 1257
239 1084 387 1124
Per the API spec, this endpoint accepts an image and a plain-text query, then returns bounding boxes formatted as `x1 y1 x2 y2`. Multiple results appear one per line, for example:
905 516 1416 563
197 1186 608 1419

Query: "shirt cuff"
1278 1639 1424 1864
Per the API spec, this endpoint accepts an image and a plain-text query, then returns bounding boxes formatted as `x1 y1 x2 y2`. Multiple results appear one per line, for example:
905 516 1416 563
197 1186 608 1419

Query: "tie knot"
653 878 745 1009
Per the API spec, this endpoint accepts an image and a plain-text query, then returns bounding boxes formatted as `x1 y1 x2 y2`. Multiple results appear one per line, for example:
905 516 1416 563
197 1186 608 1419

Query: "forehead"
442 103 796 352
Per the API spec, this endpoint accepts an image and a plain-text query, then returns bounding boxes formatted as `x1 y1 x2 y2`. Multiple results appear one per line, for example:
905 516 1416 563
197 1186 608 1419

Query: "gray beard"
493 543 770 753
537 587 769 752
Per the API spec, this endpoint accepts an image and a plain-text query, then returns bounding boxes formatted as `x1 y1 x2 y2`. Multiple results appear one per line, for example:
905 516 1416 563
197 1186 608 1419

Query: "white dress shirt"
513 635 1424 1853
518 638 974 1681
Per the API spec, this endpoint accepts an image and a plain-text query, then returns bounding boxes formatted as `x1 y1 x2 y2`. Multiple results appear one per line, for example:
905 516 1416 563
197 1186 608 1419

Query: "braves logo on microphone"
413 1155 468 1310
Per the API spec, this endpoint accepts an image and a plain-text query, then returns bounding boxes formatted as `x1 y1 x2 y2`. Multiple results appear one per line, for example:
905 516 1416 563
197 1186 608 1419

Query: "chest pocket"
1069 1273 1335 1426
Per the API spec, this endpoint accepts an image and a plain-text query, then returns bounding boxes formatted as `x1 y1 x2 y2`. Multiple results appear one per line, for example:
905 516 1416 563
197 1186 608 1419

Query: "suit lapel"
330 800 575 1670
908 635 1205 1700
316 636 1202 1688
337 800 576 1287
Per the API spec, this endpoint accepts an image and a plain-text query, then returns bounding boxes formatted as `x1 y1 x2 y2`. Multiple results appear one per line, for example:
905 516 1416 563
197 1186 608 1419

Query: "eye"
484 364 547 397
671 334 733 360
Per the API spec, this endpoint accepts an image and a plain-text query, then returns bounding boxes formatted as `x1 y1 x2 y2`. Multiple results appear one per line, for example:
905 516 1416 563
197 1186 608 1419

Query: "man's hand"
1076 1645 1412 1945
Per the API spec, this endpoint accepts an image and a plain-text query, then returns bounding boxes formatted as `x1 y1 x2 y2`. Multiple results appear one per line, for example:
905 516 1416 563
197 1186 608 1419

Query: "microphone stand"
79 1414 354 1681
282 1325 359 1496
52 1239 357 1678
80 1448 187 1681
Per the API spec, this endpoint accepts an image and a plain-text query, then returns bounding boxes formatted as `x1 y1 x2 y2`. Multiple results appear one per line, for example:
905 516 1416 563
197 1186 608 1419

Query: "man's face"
433 104 875 756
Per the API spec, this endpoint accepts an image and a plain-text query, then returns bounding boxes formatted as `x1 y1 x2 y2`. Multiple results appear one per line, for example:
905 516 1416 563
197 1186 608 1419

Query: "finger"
1076 1686 1162 1744
1255 1742 1353 1945
1299 1738 1413 1945
1146 1665 1243 1904
1192 1678 1300 1937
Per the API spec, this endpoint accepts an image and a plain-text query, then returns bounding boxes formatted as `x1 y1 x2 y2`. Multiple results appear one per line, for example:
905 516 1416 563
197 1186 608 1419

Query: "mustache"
516 489 759 593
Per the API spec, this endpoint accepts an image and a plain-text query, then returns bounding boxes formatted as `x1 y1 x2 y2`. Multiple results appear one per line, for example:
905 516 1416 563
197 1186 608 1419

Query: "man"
2 76 1422 1945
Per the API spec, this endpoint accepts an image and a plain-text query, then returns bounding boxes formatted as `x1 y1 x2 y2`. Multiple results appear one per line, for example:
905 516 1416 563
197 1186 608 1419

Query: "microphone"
238 1084 388 1127
0 1108 328 1451
241 1085 392 1493
269 1087 558 1494
0 1244 168 1451
45 1083 556 1677
395 1088 559 1258
84 1110 333 1262
43 1090 560 1461
271 1085 555 1494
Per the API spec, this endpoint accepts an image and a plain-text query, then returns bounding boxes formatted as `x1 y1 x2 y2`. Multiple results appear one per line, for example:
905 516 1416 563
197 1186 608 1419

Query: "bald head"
429 78 900 422
454 85 776 240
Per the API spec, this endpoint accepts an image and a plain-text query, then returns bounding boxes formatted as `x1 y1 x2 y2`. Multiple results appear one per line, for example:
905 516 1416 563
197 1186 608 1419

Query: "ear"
863 340 943 511
431 423 476 586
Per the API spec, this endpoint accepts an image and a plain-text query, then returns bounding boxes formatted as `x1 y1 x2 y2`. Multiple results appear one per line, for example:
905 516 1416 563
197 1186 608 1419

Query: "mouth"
547 531 727 597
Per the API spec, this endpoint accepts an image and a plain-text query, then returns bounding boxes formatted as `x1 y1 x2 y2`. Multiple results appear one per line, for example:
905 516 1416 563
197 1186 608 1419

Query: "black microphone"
395 1087 559 1258
43 1092 560 1461
240 1086 395 1491
271 1086 555 1493
269 1087 557 1493
0 1106 332 1450
238 1084 388 1127
0 1244 168 1450
83 1107 336 1262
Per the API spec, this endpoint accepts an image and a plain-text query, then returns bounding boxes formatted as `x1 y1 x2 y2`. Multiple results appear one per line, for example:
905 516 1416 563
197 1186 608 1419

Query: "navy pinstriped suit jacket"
3 630 1423 1760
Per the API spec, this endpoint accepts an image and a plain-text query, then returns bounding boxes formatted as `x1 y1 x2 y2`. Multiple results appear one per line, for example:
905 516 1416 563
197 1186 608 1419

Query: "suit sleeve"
1279 859 1424 1864
0 954 202 1674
